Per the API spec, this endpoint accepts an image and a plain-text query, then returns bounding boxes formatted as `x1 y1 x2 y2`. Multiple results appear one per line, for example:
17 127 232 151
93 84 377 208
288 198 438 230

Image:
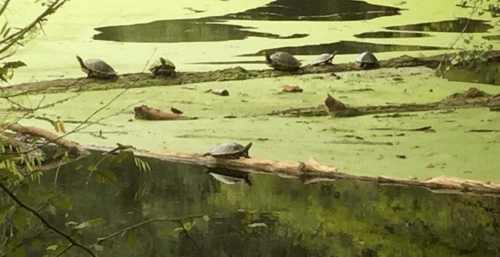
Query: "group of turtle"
265 50 379 71
76 55 176 79
76 50 378 79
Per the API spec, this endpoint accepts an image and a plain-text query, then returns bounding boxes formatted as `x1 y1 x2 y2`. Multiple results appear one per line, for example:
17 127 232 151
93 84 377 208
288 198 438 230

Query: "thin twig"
177 219 201 250
0 181 96 257
93 214 204 246
437 1 478 69
0 0 69 55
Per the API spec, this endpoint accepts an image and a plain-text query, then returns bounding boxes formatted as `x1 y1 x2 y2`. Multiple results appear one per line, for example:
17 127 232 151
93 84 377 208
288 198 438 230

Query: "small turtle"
76 55 117 79
354 51 379 70
265 52 301 71
207 168 252 186
203 142 252 159
309 51 338 66
149 57 176 78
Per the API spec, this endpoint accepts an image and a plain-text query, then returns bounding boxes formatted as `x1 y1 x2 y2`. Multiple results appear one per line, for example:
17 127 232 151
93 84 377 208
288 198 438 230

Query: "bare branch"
94 214 204 245
177 219 201 250
0 0 70 55
0 181 96 257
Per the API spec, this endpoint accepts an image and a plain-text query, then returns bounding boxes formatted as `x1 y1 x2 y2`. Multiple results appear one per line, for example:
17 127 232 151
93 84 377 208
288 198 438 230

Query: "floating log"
79 144 500 197
134 105 190 120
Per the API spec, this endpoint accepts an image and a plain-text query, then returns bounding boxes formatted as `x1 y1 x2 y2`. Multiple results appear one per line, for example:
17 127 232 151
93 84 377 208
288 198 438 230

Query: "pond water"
4 0 496 85
37 151 500 257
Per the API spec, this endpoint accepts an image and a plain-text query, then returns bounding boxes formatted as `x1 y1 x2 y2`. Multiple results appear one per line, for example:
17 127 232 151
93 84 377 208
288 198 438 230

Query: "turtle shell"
266 52 301 71
203 142 252 159
354 51 379 69
149 57 176 77
309 52 337 66
77 56 117 78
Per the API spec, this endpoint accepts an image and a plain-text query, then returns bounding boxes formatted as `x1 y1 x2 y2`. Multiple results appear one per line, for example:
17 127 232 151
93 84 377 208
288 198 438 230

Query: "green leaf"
2 61 27 69
75 164 82 170
127 231 139 250
0 23 7 35
87 217 106 226
94 244 104 251
53 194 72 210
3 27 10 37
46 204 57 215
203 215 210 221
108 150 133 163
46 245 58 251
94 169 117 184
87 165 97 172
12 208 28 230
11 247 25 257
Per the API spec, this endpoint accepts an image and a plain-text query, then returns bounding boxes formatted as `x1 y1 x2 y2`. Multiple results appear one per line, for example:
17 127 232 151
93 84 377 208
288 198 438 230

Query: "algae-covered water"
2 0 500 256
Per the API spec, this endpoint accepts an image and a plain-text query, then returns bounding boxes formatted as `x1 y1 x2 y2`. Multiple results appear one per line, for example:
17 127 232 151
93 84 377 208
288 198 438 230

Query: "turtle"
203 142 252 159
76 55 117 79
309 51 338 66
207 168 252 186
149 57 176 78
354 51 379 70
265 51 301 71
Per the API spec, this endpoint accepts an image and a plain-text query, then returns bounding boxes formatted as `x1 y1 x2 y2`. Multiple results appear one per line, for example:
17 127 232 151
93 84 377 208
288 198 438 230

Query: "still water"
39 151 500 257
5 0 494 84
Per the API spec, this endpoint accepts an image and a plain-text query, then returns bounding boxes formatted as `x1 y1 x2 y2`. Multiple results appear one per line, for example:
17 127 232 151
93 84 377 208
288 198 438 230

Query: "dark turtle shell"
76 55 117 79
265 52 301 71
207 168 252 186
149 57 176 77
309 51 338 66
203 142 252 159
354 51 379 70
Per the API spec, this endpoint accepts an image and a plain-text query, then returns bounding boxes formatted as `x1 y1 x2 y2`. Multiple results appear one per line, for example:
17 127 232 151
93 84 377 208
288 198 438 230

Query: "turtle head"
76 55 84 65
159 57 166 65
243 142 252 158
332 50 339 55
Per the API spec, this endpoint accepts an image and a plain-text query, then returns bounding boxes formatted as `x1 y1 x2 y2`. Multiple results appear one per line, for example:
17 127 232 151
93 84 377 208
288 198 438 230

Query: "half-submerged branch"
81 145 500 197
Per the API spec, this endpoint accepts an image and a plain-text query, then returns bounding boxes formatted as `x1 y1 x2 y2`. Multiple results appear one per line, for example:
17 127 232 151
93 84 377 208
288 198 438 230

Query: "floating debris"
282 85 303 93
211 88 229 96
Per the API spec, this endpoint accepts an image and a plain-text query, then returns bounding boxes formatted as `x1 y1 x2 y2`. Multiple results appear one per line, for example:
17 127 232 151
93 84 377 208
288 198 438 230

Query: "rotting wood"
134 105 192 120
79 144 500 197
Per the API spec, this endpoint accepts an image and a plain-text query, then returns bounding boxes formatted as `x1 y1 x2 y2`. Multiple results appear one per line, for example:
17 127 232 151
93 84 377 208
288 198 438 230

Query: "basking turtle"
207 168 252 186
76 55 117 79
354 51 379 70
149 57 176 78
309 51 338 66
203 142 252 159
265 52 301 71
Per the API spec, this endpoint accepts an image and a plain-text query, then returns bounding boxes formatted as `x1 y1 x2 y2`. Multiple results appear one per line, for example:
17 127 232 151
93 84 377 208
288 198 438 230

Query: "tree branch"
0 0 69 55
177 219 201 250
0 181 96 257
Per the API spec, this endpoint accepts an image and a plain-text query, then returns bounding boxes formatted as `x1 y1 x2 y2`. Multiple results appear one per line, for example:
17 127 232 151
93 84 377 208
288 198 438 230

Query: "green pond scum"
2 0 500 256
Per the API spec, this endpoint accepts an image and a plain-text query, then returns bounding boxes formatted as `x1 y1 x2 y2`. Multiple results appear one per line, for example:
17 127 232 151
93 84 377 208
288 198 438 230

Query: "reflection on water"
94 0 400 43
240 40 444 56
483 34 500 41
41 151 500 256
354 31 431 38
386 18 493 33
94 19 308 43
222 0 400 21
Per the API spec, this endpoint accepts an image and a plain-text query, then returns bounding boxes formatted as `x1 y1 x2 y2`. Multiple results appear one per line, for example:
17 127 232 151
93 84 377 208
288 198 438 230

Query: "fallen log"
81 144 500 197
269 88 500 117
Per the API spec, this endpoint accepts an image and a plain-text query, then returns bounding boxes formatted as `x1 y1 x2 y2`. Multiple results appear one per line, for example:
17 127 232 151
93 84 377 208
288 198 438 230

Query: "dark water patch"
22 150 500 256
386 18 493 33
354 31 431 38
94 0 401 43
241 40 445 57
221 0 401 21
94 19 309 43
483 34 500 41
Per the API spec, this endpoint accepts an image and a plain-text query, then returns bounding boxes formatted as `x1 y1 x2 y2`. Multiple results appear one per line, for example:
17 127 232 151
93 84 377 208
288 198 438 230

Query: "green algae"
3 66 500 182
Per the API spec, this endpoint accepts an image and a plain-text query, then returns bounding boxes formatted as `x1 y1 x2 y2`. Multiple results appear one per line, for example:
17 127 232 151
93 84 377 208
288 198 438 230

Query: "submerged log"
269 88 500 117
80 144 500 197
134 105 191 120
